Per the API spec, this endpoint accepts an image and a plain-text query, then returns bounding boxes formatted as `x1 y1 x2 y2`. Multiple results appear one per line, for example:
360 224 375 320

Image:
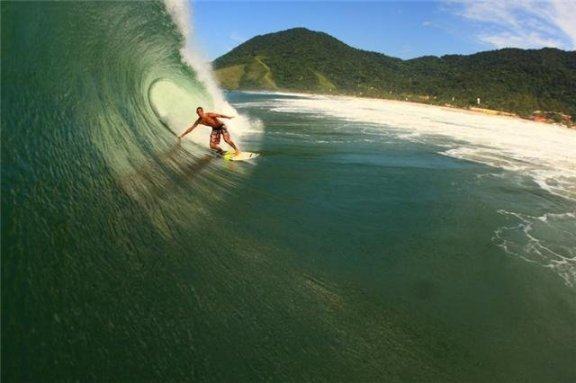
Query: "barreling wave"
2 0 260 238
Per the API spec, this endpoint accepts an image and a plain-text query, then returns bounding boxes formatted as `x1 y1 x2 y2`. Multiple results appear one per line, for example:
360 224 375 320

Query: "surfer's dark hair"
196 106 203 113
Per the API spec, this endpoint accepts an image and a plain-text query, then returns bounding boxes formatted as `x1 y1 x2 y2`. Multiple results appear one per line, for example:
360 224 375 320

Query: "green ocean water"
2 2 576 382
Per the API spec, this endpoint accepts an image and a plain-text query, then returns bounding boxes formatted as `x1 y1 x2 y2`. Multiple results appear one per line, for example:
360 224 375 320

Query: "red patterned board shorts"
210 125 230 146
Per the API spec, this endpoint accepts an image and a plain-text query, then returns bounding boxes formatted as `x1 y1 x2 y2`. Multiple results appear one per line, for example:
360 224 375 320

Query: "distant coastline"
228 89 576 130
213 28 576 128
447 105 573 128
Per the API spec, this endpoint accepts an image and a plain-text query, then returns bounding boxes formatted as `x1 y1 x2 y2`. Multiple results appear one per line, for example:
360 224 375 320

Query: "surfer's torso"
197 113 224 129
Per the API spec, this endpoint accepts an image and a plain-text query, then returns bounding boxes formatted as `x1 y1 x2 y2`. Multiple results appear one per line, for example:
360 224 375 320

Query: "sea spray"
163 0 262 147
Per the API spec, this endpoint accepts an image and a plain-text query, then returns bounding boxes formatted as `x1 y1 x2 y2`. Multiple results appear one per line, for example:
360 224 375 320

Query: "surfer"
177 106 240 156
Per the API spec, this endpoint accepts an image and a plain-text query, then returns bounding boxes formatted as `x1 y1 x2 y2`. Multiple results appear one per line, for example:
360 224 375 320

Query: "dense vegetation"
213 28 576 120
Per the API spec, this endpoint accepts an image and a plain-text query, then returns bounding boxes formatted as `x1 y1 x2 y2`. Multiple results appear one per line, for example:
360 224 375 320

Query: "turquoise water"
3 2 576 382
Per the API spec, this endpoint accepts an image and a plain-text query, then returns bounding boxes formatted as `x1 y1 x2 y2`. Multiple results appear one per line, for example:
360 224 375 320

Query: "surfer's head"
196 106 204 116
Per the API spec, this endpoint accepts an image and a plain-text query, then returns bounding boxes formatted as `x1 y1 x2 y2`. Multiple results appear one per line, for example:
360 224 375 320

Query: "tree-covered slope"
213 28 576 118
214 28 403 92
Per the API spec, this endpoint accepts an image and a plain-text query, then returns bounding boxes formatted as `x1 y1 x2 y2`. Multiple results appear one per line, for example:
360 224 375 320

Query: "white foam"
163 0 227 111
255 92 576 201
494 210 576 287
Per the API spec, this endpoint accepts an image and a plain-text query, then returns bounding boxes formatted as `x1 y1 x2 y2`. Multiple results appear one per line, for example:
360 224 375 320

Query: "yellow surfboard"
223 151 260 161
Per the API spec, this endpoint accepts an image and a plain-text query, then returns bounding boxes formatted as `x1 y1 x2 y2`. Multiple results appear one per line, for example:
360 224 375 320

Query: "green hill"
213 28 576 120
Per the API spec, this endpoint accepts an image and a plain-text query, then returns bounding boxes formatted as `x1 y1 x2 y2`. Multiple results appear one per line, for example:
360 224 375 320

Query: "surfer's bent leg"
210 128 224 154
221 126 240 153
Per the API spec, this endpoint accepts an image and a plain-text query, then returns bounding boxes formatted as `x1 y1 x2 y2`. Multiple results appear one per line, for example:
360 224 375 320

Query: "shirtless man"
177 106 240 155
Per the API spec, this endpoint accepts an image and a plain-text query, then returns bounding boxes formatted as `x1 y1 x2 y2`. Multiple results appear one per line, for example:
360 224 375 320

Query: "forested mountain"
213 28 576 119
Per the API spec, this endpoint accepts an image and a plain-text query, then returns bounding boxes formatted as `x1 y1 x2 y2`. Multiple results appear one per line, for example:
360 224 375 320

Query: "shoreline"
229 89 575 129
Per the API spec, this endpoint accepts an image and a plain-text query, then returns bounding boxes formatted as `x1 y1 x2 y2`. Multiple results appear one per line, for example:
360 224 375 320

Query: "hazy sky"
190 0 576 61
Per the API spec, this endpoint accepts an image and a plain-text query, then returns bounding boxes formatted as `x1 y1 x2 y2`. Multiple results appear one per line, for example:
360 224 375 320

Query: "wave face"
2 0 215 192
1 2 260 381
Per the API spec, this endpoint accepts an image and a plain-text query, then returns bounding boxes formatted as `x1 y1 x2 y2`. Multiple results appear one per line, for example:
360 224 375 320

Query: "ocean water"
2 2 576 382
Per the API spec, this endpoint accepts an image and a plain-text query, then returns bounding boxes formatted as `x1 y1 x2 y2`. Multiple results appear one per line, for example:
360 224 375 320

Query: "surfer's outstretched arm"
178 119 200 140
210 113 234 119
